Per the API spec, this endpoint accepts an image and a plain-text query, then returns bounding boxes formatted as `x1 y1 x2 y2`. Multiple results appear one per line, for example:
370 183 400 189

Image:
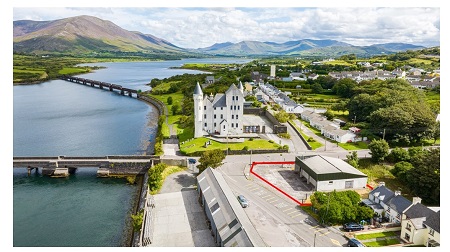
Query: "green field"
58 67 90 75
323 60 354 66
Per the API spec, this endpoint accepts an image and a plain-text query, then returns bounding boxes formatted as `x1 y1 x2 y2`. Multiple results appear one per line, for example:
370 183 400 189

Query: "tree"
197 149 226 173
148 163 167 192
390 161 413 183
346 151 359 168
387 147 410 163
405 148 440 205
332 78 357 98
312 83 323 94
323 110 335 120
171 103 181 115
368 139 390 163
167 96 173 105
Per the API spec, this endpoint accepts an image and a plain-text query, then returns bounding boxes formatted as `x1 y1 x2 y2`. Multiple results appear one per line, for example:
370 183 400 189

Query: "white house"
400 201 440 247
194 82 244 138
322 125 357 143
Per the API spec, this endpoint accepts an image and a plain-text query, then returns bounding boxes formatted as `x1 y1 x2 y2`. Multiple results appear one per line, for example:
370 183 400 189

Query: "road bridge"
60 75 139 97
13 155 160 178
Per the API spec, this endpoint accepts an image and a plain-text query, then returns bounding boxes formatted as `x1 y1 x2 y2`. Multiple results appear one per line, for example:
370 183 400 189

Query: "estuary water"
12 58 252 247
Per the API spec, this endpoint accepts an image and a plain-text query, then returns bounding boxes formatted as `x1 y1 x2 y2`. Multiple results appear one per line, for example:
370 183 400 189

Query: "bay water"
12 58 252 247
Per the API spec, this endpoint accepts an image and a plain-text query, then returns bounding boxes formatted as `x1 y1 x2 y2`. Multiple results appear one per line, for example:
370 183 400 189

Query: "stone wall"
108 162 152 175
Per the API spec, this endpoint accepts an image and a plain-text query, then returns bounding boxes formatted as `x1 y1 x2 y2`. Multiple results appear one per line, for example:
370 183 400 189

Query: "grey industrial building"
295 155 368 191
196 167 265 247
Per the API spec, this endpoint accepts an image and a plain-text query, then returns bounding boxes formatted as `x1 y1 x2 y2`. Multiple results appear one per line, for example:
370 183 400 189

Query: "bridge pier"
120 90 125 95
51 168 70 178
27 166 38 176
99 85 104 89
97 168 110 178
42 167 56 176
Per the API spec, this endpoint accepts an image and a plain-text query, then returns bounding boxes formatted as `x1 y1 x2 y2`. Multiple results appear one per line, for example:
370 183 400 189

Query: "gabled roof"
424 211 440 233
212 94 227 107
404 203 436 219
370 185 395 202
225 84 239 94
385 195 412 214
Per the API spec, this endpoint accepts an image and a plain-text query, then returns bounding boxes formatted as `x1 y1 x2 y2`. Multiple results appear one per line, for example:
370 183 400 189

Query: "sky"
11 1 441 49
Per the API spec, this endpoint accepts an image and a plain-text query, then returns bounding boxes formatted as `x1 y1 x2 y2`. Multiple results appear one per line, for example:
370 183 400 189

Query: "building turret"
193 82 204 138
238 81 244 94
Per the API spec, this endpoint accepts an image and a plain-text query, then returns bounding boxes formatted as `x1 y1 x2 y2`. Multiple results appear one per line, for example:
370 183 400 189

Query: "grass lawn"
338 141 369 150
149 92 184 116
180 138 281 156
323 60 354 66
150 81 181 93
364 238 400 247
58 67 90 75
355 232 397 240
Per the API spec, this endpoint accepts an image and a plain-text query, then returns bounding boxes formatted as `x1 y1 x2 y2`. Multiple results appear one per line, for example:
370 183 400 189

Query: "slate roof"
369 185 395 202
424 211 440 233
404 203 436 219
194 82 203 95
385 195 412 214
196 168 265 247
212 94 227 107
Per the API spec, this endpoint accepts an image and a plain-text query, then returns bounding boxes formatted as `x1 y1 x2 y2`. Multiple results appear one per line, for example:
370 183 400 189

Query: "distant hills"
13 15 425 57
13 15 185 56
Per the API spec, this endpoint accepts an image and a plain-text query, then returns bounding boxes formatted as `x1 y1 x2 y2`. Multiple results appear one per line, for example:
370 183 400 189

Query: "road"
215 159 349 247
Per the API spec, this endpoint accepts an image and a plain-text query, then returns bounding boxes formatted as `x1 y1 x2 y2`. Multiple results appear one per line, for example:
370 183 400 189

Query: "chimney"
412 197 422 205
378 182 385 187
394 191 401 196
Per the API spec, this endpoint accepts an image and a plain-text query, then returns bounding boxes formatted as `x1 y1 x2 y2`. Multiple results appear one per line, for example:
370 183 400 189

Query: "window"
234 105 236 110
387 207 391 213
221 107 223 110
221 114 223 119
404 233 410 242
238 105 240 110
230 105 232 110
223 125 225 129
204 114 206 119
214 114 216 119
214 123 216 127
406 223 411 231
214 107 216 110
236 96 238 101
429 229 435 237
329 181 333 184
204 106 206 110
232 115 234 119
204 123 207 127
232 96 235 101
232 123 234 128
236 115 239 119
236 123 238 128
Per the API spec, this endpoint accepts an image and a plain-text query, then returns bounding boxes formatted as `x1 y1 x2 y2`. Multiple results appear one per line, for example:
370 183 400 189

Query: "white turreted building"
193 82 245 138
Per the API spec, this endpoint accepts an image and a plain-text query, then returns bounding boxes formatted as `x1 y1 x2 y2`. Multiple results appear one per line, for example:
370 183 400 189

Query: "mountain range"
13 15 425 57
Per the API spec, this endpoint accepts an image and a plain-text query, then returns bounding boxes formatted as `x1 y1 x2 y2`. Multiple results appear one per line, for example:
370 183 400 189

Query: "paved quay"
143 168 215 247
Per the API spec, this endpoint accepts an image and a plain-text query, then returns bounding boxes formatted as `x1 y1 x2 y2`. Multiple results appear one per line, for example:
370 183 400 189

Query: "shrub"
269 140 274 143
243 146 249 151
249 137 254 141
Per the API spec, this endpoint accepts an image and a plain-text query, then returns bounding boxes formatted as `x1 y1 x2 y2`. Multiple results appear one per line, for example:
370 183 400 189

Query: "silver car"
237 195 249 208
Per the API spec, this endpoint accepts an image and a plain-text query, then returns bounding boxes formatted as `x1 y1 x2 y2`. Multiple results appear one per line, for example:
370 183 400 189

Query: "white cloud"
13 7 440 48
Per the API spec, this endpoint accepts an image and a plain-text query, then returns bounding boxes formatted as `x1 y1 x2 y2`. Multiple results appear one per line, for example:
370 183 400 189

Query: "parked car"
188 158 196 164
347 238 365 247
343 223 364 232
237 195 249 208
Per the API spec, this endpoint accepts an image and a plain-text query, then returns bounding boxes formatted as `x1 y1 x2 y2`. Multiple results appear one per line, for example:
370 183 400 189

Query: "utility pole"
314 233 317 247
383 128 386 140
353 115 356 124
